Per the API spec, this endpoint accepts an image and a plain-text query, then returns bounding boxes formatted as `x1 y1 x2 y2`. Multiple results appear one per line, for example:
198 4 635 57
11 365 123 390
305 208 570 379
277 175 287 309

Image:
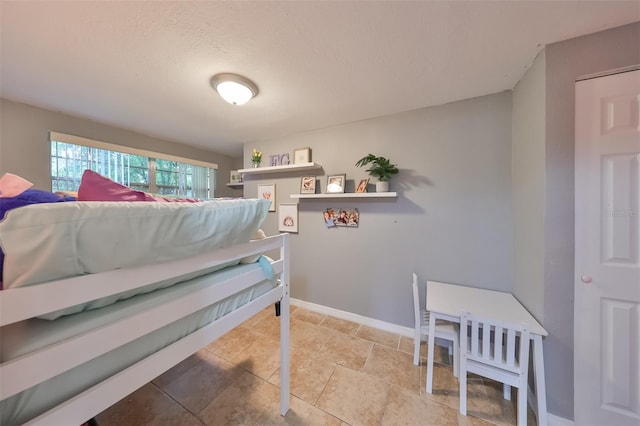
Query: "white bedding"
0 198 269 289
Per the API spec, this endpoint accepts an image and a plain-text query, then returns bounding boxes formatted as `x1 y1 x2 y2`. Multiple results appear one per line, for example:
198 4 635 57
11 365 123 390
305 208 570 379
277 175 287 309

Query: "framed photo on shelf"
257 184 276 212
326 174 346 193
279 203 299 233
293 147 312 164
300 176 316 194
356 178 369 193
229 170 243 184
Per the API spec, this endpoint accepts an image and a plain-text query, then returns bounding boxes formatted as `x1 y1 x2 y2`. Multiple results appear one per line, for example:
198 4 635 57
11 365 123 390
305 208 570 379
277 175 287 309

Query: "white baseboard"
292 298 573 426
546 413 574 426
526 380 573 425
290 298 414 338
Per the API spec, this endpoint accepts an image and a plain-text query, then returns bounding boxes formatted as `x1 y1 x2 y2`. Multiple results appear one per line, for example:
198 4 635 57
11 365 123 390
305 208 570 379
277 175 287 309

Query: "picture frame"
229 170 243 184
326 174 346 193
293 147 312 164
278 203 299 233
257 184 276 212
355 178 369 193
300 176 316 194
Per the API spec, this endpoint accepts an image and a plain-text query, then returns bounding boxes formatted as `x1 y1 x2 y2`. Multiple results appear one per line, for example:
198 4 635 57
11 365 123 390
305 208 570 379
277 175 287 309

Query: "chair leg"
413 330 420 366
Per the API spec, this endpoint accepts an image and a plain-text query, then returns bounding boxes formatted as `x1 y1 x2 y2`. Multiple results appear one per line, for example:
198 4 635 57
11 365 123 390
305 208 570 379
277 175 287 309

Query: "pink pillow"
77 170 199 202
0 173 33 198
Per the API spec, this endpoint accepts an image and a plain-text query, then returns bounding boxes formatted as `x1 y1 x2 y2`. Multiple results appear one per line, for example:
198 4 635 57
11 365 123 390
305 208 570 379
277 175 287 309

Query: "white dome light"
210 73 258 105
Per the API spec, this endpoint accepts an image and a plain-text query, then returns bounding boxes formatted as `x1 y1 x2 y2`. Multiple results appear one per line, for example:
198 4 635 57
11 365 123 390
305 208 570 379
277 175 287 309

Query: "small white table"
426 281 548 425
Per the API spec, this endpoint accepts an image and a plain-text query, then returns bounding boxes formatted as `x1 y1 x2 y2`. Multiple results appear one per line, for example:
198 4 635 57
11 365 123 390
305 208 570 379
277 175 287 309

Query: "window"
50 132 217 199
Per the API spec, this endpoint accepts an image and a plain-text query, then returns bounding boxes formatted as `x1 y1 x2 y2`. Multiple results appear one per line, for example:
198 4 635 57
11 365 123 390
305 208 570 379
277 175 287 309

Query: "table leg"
426 313 437 393
532 334 547 425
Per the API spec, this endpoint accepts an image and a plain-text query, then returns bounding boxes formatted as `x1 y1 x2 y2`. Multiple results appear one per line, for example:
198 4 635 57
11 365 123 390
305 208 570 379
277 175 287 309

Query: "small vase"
375 181 389 192
252 162 260 168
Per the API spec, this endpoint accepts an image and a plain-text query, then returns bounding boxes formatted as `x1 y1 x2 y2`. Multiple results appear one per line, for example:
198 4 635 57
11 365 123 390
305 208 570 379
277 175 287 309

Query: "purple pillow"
0 189 76 288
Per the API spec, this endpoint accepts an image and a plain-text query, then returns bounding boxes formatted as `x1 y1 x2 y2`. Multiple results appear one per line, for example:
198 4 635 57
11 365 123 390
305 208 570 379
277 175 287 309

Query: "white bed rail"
1 260 284 400
1 233 291 423
279 231 291 416
26 282 286 425
0 234 285 326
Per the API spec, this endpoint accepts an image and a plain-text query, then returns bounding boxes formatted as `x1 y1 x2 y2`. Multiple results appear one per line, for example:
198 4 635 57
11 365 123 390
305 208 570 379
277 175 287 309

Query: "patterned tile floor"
96 306 536 425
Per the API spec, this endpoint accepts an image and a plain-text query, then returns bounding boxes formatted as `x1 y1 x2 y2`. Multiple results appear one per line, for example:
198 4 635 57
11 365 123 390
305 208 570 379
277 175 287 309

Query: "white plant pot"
375 181 389 192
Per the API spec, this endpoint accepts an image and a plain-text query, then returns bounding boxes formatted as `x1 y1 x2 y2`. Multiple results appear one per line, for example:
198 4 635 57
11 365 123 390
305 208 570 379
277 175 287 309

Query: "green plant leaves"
354 154 398 182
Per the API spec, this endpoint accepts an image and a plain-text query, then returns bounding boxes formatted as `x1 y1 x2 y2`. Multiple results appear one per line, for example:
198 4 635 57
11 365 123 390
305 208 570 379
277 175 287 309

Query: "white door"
575 68 640 426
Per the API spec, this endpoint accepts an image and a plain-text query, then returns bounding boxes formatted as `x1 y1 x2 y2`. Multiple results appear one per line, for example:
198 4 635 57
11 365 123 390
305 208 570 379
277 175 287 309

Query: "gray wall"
512 50 546 321
0 99 241 197
244 92 514 327
510 22 640 420
540 22 640 420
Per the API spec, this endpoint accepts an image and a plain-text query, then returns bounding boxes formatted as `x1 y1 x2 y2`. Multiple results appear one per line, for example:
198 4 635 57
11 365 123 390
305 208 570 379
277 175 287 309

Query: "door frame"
574 65 640 425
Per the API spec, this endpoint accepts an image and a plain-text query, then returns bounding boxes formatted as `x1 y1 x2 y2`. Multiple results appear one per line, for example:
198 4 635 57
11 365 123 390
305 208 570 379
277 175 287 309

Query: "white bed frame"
0 233 291 425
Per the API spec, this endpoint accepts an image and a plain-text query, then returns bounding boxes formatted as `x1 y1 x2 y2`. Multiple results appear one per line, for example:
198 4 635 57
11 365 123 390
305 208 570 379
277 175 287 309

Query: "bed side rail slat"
23 285 286 426
0 260 283 400
0 235 285 326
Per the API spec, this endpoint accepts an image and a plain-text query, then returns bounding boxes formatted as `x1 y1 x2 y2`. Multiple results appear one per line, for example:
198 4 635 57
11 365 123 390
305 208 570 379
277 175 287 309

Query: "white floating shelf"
238 162 322 175
290 192 397 199
226 183 244 187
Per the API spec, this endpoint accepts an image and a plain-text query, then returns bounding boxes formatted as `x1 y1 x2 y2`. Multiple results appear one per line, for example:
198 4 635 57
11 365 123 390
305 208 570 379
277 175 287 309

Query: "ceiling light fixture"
210 73 258 105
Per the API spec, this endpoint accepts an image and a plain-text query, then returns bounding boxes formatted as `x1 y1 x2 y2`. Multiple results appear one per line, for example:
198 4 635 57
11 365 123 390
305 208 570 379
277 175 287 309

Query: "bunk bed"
0 198 291 425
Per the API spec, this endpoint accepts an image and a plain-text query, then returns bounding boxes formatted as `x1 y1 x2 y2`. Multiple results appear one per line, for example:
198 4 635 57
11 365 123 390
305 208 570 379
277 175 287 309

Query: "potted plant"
355 154 399 192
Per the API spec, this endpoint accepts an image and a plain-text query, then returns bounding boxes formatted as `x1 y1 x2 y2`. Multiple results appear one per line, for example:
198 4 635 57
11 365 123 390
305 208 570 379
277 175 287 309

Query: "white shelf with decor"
290 192 397 199
226 183 244 188
238 162 322 175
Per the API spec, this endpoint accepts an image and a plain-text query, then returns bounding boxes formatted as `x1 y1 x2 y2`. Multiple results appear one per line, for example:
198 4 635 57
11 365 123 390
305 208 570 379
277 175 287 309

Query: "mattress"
0 198 270 289
0 198 270 319
0 261 276 425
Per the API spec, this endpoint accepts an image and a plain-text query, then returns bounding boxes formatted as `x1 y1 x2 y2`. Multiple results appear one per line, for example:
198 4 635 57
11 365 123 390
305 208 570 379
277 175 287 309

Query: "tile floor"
96 306 536 426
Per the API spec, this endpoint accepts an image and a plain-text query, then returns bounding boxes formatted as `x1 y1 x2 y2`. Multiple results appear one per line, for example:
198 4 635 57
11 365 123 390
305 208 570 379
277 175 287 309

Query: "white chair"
459 312 531 426
412 273 459 376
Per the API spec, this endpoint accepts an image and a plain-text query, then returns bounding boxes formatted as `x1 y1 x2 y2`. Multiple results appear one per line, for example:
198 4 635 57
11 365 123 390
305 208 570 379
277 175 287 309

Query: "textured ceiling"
1 1 638 157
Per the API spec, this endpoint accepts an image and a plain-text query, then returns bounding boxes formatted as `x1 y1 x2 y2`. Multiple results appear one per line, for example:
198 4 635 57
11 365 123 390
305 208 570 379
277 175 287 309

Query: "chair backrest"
412 273 421 328
460 312 530 374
